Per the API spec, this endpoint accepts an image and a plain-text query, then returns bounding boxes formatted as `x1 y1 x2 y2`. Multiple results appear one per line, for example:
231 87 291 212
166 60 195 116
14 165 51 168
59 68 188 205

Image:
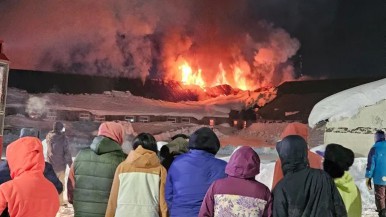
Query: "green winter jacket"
72 136 127 217
334 171 362 217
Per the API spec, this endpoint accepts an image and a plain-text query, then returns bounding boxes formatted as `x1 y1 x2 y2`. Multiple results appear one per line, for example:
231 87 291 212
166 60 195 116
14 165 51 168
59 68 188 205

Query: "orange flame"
233 66 248 91
179 61 205 88
215 63 229 86
177 59 254 90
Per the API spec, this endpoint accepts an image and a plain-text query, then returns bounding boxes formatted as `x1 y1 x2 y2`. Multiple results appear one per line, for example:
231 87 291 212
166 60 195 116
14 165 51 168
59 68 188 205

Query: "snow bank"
308 78 386 128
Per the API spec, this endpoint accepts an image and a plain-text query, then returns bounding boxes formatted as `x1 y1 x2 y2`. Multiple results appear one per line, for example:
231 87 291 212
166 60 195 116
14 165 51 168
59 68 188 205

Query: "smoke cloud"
26 96 49 118
0 0 300 88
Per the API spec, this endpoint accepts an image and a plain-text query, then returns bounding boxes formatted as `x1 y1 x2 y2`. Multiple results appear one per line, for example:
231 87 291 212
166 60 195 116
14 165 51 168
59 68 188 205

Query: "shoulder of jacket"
74 149 94 161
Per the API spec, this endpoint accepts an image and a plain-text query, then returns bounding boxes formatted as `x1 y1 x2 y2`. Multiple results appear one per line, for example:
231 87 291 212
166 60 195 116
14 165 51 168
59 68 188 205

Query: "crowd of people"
0 121 383 217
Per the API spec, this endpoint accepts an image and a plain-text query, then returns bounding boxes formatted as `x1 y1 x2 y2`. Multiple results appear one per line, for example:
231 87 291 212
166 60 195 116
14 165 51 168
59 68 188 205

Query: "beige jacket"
105 146 168 217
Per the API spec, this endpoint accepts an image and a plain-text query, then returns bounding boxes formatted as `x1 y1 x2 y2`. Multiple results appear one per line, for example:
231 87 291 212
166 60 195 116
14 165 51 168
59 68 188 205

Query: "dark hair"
375 130 385 142
19 128 40 138
132 133 158 153
53 121 64 133
171 134 189 140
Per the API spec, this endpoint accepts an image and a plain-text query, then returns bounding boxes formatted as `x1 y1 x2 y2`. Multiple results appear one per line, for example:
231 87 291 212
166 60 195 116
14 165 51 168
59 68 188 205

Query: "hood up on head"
166 137 189 155
53 121 64 133
126 145 160 168
277 135 309 175
98 122 124 145
225 146 260 179
280 122 309 141
188 127 220 155
7 137 45 179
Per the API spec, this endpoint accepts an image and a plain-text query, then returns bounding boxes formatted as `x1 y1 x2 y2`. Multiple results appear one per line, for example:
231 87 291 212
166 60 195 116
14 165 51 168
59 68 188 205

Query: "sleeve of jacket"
330 177 348 217
67 164 75 204
165 167 174 209
365 147 376 178
105 165 121 217
263 189 273 217
159 166 168 217
44 162 63 194
198 182 215 217
64 136 73 168
272 185 288 217
0 188 7 213
272 160 283 190
0 161 11 185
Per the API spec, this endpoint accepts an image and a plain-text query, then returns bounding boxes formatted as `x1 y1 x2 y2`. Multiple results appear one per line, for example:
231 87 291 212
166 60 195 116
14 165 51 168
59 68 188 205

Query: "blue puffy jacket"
366 141 386 185
165 150 226 217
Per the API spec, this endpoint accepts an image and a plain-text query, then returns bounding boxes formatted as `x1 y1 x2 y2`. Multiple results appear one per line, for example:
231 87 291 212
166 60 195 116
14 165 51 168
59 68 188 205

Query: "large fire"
179 62 205 88
176 59 253 91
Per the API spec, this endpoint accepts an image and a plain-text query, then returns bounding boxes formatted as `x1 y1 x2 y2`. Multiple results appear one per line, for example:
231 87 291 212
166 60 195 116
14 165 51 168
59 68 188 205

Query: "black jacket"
273 135 347 217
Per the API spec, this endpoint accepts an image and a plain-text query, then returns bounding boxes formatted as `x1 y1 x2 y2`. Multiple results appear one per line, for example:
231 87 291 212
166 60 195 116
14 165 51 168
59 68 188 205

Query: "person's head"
375 130 385 143
323 143 354 179
276 135 309 175
280 122 309 141
98 122 125 145
53 121 64 133
160 137 189 159
188 127 220 155
225 146 260 179
132 133 158 153
7 137 45 179
19 128 40 138
171 134 189 141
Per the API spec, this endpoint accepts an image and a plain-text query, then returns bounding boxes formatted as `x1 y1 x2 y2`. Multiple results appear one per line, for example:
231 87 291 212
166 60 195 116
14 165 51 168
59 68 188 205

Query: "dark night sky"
0 0 385 82
251 0 386 78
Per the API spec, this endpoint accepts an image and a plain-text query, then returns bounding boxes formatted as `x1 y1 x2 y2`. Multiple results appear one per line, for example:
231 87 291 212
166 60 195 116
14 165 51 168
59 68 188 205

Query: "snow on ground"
7 87 275 121
308 78 386 128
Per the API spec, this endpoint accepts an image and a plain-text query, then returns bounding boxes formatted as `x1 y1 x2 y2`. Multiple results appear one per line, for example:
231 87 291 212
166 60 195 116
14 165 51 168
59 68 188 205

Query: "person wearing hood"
273 135 347 217
46 121 72 205
165 127 227 217
0 137 60 217
160 136 189 170
199 146 272 217
272 122 323 189
67 122 127 217
105 133 168 217
366 130 386 216
324 143 362 217
0 129 63 201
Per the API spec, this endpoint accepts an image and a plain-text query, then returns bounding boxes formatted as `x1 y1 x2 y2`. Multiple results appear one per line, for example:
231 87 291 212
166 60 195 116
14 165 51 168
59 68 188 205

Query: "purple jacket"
199 146 272 217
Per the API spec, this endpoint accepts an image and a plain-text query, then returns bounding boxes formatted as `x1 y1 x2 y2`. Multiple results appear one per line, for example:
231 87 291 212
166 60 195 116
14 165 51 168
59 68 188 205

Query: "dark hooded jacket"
199 146 272 217
273 135 347 217
165 127 227 217
67 136 127 217
46 122 72 172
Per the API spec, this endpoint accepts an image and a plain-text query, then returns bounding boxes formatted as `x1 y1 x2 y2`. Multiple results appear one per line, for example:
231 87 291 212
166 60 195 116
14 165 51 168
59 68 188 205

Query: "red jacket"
0 137 59 217
272 123 323 189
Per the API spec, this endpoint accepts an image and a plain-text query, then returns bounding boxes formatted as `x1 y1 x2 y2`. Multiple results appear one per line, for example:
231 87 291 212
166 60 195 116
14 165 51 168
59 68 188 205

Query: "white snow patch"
308 78 386 128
